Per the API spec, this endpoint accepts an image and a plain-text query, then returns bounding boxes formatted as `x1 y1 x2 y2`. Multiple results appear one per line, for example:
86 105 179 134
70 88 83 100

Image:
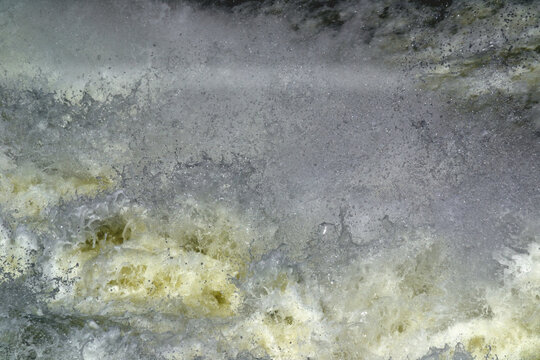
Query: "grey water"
0 0 538 359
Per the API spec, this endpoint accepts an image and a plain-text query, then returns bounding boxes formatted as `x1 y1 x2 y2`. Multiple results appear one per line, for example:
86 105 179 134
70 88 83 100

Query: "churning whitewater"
0 0 538 359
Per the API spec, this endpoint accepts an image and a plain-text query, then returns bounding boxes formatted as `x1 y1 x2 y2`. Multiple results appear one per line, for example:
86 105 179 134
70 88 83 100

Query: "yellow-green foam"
48 206 253 320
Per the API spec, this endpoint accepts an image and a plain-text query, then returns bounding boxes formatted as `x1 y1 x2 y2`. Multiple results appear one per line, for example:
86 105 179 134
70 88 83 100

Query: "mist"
0 0 538 359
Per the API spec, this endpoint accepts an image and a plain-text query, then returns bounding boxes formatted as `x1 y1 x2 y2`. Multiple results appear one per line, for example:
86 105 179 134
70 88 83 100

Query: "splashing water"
0 0 538 359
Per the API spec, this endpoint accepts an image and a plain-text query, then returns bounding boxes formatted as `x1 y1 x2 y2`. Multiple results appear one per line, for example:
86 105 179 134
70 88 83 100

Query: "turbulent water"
0 0 539 359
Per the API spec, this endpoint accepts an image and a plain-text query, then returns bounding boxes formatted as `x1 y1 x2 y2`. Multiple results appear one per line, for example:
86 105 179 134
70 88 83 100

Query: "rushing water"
0 0 539 359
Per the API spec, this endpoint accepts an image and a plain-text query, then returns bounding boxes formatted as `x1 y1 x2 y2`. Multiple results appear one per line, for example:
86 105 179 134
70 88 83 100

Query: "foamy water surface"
0 1 538 359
